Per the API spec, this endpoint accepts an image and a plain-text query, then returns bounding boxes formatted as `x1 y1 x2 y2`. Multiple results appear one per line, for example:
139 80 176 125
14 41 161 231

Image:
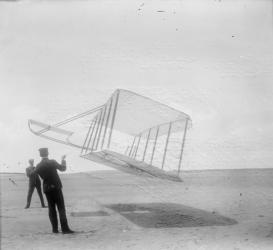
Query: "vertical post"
91 110 103 151
161 122 172 169
107 90 120 149
150 126 159 165
101 98 113 149
94 105 107 150
129 136 136 157
133 134 142 160
142 128 151 162
85 114 98 154
81 120 94 155
177 119 189 175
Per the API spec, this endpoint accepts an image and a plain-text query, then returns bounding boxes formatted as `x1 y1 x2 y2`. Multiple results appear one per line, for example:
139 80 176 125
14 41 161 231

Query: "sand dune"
1 169 273 249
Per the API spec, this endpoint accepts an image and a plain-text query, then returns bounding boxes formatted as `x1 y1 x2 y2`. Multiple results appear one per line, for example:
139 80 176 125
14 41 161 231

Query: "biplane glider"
28 89 191 182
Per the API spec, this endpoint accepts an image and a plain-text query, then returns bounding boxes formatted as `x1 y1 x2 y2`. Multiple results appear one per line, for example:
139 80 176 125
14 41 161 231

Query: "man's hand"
58 155 67 171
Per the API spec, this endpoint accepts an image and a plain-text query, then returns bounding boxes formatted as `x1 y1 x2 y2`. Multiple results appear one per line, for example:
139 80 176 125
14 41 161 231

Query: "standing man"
25 159 46 209
32 148 74 234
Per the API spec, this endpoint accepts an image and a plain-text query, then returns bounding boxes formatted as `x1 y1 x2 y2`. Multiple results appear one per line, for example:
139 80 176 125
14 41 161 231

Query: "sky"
0 0 272 173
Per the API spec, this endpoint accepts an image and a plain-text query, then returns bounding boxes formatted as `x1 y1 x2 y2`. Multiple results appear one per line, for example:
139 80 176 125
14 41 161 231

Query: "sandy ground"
1 169 273 249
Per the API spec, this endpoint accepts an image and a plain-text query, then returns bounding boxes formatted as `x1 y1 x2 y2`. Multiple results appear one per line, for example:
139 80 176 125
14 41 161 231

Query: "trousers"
26 183 45 207
45 188 70 232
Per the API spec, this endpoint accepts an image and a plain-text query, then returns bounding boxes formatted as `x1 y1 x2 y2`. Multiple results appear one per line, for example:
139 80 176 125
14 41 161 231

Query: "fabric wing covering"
28 89 191 182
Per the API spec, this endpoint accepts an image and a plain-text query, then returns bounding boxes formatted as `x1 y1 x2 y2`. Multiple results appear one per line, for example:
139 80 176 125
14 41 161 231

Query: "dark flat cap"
39 148 48 157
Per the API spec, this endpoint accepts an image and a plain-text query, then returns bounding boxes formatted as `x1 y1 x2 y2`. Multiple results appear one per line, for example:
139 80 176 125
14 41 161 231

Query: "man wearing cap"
25 159 46 209
31 148 74 234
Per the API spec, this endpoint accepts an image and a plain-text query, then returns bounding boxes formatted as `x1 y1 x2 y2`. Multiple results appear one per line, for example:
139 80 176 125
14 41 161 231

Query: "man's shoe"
42 205 47 208
52 229 59 234
62 229 75 234
24 205 29 209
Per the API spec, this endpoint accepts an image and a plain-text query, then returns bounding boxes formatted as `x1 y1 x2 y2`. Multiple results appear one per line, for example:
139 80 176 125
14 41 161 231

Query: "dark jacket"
26 166 41 186
33 158 66 193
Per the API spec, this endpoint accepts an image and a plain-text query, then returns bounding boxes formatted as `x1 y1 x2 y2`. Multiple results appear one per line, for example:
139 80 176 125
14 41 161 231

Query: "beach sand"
1 169 273 249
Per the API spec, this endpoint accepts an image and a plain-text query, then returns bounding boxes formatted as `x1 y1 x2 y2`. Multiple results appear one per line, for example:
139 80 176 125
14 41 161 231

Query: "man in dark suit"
25 159 46 209
32 148 74 234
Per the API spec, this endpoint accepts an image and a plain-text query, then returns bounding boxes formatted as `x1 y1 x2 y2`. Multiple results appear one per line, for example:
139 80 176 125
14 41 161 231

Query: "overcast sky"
0 0 272 172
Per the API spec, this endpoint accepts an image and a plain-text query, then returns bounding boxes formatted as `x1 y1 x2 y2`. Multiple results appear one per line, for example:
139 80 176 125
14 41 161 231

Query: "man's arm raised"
54 155 67 172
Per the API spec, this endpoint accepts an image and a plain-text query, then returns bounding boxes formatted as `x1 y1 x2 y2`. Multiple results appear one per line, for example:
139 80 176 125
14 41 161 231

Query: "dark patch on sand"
106 203 237 228
71 211 109 217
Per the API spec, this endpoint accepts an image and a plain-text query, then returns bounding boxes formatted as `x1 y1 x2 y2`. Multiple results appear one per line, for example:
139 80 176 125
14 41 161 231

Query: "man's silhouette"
31 148 74 234
25 159 46 209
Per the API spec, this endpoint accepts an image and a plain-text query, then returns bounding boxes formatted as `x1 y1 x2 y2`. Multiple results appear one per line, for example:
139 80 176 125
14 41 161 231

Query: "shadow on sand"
106 203 237 228
71 211 109 217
